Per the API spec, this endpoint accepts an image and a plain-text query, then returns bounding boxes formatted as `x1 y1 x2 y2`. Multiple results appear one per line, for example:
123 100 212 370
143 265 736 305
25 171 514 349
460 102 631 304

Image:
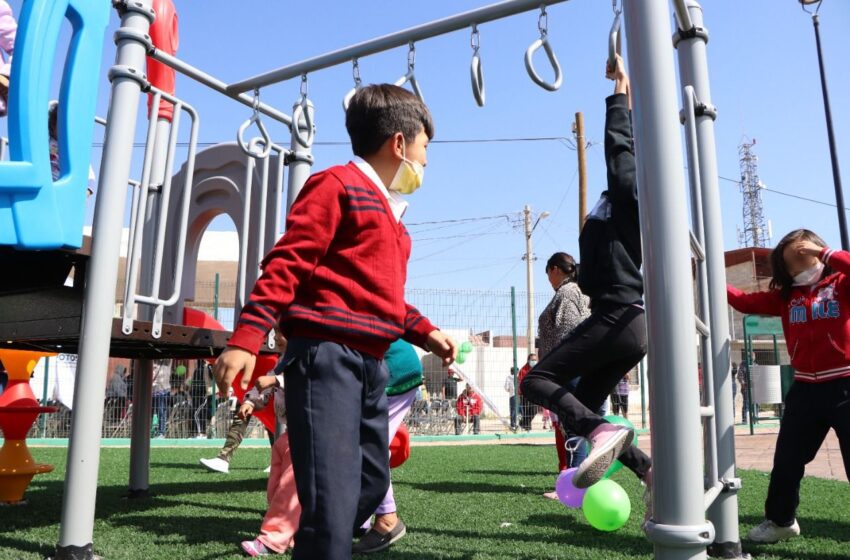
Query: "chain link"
299 73 308 98
352 58 361 87
407 41 416 70
470 24 480 52
537 5 548 38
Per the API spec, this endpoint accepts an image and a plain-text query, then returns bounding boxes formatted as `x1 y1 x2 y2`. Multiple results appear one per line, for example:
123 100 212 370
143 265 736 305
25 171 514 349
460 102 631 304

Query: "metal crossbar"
227 0 570 93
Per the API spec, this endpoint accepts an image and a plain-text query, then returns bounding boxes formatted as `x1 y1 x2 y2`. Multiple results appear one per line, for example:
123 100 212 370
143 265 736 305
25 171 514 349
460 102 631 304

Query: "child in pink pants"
238 373 298 556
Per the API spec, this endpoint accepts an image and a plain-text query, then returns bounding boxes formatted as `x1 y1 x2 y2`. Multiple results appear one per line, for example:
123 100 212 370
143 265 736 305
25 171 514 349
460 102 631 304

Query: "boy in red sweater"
213 84 456 560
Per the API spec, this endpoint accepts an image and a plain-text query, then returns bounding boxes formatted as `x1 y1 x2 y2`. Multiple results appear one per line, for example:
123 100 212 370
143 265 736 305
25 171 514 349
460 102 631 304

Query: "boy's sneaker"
241 539 272 557
352 520 407 554
199 457 230 474
747 519 800 543
573 424 634 489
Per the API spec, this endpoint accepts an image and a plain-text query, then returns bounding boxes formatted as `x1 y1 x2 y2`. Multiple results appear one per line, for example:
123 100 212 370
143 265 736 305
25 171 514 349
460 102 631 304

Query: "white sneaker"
263 465 271 474
199 457 230 474
747 519 800 543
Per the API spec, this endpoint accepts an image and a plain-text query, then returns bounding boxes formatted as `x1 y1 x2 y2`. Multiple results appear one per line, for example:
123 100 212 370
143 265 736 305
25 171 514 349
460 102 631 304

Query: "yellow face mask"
388 142 424 195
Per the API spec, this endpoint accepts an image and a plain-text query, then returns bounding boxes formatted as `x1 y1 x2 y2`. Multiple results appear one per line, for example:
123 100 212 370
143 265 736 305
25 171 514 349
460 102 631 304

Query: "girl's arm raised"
727 285 783 317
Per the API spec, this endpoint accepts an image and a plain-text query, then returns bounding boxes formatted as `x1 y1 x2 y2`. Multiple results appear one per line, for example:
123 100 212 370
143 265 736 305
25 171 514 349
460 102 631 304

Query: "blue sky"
5 0 850 296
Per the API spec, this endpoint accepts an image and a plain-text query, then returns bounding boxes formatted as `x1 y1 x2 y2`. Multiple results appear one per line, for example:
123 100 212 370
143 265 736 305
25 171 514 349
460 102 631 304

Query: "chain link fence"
20 286 646 439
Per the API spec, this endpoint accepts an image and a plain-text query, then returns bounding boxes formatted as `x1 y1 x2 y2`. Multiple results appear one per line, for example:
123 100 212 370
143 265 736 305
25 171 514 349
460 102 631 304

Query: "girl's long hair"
769 229 832 299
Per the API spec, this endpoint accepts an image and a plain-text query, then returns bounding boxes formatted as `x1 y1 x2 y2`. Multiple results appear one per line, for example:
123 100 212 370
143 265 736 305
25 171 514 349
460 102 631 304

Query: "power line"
717 174 850 211
406 214 512 227
92 135 582 149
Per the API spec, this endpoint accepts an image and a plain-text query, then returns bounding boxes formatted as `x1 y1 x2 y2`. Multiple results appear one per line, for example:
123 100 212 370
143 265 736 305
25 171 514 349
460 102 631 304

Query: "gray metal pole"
128 359 153 495
147 49 292 127
54 1 154 558
623 1 712 559
227 0 569 93
127 117 170 496
285 101 314 215
674 2 744 557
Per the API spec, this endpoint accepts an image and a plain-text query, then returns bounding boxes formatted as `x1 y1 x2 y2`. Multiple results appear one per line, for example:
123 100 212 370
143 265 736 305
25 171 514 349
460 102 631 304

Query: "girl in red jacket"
727 229 850 544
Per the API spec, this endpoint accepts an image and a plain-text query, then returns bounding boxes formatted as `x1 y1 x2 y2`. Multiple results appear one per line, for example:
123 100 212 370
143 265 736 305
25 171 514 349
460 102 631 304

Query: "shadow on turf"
461 468 553 477
407 520 651 557
0 477 268 546
396 480 537 495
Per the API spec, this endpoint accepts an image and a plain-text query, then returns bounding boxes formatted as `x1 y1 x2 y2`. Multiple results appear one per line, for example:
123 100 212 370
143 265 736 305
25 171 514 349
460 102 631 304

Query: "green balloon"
600 415 637 478
604 459 624 478
603 414 638 446
455 352 467 364
460 342 473 354
582 479 631 532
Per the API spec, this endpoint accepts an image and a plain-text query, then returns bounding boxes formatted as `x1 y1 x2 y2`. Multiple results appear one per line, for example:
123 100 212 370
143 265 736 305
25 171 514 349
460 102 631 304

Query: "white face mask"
793 261 825 286
528 360 538 367
388 141 424 195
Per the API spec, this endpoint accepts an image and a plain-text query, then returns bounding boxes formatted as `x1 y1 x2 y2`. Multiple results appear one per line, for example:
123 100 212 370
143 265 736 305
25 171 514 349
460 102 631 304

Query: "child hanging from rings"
727 229 850 544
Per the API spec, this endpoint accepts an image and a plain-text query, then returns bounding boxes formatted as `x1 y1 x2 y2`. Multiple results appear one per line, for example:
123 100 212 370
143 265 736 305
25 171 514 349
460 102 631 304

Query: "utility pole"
522 205 549 356
573 112 588 230
523 206 534 355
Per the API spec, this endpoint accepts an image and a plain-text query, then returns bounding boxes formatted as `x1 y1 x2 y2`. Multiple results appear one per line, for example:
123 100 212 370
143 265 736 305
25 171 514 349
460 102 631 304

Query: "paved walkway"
414 426 848 482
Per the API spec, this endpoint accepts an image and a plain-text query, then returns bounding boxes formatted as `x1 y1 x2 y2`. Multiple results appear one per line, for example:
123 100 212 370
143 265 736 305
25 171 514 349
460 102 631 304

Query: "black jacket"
577 93 643 308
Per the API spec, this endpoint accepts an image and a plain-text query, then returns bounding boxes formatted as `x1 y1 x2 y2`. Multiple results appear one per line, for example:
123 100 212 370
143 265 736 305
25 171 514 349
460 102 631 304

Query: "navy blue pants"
283 337 390 560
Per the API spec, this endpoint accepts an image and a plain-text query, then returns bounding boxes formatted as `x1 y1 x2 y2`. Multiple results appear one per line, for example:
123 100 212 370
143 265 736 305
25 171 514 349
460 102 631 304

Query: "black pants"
610 393 629 416
765 377 850 526
519 397 537 430
521 303 651 478
509 395 518 429
283 338 390 560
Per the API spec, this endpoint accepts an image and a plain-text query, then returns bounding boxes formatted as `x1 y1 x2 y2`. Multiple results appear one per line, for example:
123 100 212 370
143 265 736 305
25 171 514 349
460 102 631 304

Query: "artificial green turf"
1 445 848 559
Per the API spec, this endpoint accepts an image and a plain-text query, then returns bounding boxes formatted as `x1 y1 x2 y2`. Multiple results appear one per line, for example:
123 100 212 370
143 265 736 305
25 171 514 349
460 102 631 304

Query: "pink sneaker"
573 423 634 489
241 539 272 557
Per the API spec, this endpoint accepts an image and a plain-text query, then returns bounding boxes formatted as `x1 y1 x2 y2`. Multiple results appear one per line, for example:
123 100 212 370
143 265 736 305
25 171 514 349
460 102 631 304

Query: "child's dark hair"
345 84 434 157
545 252 578 282
769 228 831 299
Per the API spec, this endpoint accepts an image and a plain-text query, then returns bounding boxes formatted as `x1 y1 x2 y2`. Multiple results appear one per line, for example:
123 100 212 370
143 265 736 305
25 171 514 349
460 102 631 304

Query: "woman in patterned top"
538 252 591 489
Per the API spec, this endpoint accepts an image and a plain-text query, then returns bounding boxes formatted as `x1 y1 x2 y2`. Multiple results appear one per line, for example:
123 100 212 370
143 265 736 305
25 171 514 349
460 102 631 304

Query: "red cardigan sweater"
227 162 436 358
727 248 850 383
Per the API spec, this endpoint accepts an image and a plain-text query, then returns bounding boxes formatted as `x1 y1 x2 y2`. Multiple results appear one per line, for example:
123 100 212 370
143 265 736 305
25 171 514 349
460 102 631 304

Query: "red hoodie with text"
727 248 850 383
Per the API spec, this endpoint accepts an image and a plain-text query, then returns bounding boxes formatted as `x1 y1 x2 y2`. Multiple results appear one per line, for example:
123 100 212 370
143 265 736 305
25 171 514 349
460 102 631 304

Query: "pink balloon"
555 467 586 508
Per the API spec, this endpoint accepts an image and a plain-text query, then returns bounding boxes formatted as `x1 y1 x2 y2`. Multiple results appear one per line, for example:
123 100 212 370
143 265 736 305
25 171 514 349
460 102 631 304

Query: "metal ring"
524 37 563 92
342 86 359 112
470 52 485 107
608 11 622 69
237 113 272 158
394 70 425 103
292 99 315 149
